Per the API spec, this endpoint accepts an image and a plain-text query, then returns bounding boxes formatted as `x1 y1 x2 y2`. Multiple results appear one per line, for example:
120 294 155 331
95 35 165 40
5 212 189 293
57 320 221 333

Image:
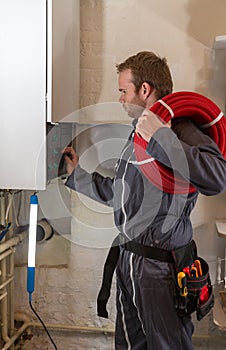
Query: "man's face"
118 69 145 119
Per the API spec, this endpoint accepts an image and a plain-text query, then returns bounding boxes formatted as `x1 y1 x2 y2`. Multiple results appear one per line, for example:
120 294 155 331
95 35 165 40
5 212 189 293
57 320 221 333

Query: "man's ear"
140 82 152 101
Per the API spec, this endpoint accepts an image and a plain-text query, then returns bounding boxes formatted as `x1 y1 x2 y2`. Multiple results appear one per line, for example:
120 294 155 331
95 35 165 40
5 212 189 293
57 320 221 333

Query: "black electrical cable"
29 300 58 349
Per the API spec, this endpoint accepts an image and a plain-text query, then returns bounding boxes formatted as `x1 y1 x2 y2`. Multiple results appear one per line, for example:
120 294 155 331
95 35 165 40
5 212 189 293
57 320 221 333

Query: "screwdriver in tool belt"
177 272 188 297
183 267 191 277
190 265 198 278
194 259 202 277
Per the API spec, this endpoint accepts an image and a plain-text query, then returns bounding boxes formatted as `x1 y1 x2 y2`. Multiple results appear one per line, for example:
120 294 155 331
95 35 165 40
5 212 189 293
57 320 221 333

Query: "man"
63 51 226 349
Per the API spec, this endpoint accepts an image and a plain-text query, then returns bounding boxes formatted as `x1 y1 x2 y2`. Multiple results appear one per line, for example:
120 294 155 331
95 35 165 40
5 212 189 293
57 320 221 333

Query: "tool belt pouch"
172 241 214 321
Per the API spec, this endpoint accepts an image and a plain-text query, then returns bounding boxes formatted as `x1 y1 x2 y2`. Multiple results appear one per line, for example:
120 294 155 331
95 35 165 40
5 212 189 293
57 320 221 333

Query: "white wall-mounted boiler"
0 0 80 190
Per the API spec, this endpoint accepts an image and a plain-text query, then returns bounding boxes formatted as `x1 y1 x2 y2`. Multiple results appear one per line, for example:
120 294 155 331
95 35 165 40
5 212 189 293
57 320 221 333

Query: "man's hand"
136 109 171 142
62 147 79 176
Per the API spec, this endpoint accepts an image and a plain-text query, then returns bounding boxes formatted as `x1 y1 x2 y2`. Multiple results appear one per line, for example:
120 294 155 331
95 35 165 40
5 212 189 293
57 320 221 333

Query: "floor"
192 309 226 349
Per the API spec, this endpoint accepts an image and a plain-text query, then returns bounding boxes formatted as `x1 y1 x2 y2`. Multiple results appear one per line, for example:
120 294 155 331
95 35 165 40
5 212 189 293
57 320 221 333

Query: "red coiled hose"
134 91 226 194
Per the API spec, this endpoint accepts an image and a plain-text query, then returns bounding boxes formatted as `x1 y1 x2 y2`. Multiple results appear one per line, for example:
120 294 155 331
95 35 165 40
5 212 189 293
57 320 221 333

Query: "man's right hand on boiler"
62 147 79 176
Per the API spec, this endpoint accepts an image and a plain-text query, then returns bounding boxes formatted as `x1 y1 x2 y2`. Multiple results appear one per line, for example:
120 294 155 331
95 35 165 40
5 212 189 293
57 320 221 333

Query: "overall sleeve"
65 164 114 207
146 119 226 196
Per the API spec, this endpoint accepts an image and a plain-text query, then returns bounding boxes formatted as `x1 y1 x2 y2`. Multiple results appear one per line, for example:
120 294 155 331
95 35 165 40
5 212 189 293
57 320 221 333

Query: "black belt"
97 236 175 318
124 240 174 263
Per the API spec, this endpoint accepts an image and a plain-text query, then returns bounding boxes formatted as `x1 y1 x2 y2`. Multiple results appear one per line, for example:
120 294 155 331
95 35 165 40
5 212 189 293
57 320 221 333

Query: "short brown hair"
116 51 173 100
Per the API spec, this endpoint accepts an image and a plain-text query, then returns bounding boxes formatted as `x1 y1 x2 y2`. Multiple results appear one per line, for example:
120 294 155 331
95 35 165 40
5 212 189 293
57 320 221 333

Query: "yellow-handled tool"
177 271 188 297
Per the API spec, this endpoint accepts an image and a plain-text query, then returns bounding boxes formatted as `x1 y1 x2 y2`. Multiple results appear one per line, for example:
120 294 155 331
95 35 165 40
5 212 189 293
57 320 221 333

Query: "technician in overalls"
63 51 226 349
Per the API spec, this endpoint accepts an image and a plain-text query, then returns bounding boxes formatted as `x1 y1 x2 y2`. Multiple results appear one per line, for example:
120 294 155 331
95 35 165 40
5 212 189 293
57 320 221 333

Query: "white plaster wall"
14 1 226 349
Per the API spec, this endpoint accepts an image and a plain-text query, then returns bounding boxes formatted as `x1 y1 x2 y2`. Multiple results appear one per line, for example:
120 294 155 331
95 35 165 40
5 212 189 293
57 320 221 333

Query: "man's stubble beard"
123 101 145 119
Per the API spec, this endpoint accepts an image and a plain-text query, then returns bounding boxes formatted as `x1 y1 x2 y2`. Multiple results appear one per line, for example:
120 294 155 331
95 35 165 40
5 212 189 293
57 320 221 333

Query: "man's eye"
119 89 127 95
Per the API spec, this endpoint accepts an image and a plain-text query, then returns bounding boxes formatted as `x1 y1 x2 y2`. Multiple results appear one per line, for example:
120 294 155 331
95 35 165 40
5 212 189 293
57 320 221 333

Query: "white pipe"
9 250 15 341
0 191 5 225
1 259 10 343
6 191 23 350
6 191 15 349
217 257 222 284
0 275 14 290
0 227 27 347
0 195 27 347
30 322 115 334
14 311 115 334
0 292 7 301
0 193 27 349
14 312 31 324
5 192 13 228
1 323 29 350
6 192 15 348
5 191 16 344
0 248 14 261
0 191 10 344
0 231 27 254
0 312 115 350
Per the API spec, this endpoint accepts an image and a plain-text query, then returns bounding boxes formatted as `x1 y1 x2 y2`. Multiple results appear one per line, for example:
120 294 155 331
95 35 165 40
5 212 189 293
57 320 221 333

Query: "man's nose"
119 95 124 103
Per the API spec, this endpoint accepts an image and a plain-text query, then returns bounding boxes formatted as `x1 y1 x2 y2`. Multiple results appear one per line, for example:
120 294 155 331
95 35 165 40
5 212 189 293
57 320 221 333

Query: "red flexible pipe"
134 91 226 194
